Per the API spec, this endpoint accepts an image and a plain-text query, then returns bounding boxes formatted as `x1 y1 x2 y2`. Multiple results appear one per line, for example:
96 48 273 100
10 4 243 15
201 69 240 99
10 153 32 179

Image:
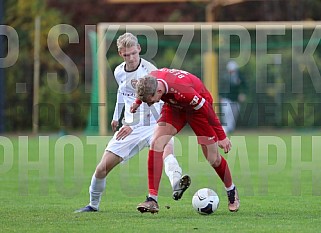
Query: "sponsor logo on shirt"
120 92 135 97
190 95 199 105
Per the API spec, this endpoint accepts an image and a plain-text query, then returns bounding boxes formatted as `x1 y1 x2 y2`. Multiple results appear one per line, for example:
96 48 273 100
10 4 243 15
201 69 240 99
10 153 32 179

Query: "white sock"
225 183 235 191
148 194 158 202
89 174 106 210
164 154 182 188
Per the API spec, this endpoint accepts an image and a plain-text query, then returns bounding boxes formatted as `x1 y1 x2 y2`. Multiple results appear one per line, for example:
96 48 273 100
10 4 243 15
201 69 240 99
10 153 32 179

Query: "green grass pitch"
1 131 321 232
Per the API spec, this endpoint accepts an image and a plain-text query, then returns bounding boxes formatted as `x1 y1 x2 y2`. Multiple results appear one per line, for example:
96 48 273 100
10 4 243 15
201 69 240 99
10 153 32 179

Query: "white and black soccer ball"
192 188 219 215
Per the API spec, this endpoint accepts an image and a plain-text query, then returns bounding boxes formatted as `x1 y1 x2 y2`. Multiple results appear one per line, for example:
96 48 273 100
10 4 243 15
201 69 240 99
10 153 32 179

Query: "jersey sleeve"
112 88 125 121
200 103 226 141
145 61 157 72
178 85 206 110
112 68 125 121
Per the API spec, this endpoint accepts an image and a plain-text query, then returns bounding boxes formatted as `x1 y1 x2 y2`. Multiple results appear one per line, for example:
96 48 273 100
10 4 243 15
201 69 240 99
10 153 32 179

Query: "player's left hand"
116 125 133 140
218 137 232 153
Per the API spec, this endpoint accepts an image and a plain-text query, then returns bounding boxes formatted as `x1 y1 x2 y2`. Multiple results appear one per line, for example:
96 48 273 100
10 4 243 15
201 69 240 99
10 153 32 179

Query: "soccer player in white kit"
75 33 190 212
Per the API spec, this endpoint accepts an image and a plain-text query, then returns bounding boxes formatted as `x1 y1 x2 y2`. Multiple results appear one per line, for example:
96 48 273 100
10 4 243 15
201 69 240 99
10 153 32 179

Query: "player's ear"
137 44 141 53
156 89 162 95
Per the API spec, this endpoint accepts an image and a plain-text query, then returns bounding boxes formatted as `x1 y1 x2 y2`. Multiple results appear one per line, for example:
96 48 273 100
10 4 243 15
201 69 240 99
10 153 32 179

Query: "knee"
95 162 107 178
150 139 165 152
212 154 222 168
163 140 174 154
206 151 221 167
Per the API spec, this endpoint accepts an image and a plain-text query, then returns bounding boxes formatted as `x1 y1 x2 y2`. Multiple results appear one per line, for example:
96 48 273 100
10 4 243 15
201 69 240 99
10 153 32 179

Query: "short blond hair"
135 75 158 102
116 32 139 51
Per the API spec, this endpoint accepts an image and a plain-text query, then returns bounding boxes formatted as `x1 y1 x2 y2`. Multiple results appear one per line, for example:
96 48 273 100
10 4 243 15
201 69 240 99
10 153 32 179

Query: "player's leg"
201 144 239 212
75 126 152 213
148 106 182 200
163 138 181 188
187 109 228 181
90 151 123 209
200 143 233 188
74 151 122 213
188 109 240 212
148 123 176 198
137 106 188 213
137 122 177 213
163 138 191 200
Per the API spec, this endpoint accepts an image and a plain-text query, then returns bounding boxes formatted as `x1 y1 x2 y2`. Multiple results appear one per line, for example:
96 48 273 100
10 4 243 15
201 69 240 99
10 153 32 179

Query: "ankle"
148 195 158 202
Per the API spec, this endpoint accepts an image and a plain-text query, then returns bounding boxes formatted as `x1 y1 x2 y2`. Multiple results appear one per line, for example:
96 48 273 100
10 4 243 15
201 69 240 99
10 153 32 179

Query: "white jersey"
106 58 174 161
112 58 161 129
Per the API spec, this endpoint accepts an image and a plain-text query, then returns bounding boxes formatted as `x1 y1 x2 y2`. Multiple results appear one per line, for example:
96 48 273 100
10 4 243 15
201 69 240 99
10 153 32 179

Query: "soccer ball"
192 188 219 215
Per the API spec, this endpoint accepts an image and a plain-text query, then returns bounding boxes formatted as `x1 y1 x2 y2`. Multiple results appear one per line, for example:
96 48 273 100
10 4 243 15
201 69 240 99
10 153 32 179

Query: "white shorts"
106 125 155 162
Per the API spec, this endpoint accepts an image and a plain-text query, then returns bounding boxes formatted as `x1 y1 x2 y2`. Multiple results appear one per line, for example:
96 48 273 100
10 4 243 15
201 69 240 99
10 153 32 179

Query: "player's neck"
125 59 141 72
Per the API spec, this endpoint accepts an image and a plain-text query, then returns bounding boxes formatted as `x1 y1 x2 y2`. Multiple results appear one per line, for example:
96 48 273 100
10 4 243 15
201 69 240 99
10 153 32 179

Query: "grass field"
1 130 321 233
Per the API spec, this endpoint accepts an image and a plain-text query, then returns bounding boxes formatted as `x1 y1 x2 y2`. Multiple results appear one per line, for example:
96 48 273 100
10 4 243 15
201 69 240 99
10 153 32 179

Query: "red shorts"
158 104 222 145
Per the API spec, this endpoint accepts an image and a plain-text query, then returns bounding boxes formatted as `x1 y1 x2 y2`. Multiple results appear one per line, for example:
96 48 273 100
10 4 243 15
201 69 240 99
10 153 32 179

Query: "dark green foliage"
4 0 321 131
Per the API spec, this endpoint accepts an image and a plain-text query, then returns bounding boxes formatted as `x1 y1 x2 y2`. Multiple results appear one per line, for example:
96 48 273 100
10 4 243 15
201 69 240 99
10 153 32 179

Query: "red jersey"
150 68 226 141
150 68 213 110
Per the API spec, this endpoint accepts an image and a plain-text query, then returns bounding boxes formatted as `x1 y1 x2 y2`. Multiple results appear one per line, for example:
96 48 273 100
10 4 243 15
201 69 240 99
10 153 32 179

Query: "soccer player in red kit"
131 68 240 213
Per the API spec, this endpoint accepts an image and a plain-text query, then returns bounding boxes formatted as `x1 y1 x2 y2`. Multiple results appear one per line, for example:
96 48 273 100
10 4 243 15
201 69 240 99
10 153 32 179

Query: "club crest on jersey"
131 79 138 88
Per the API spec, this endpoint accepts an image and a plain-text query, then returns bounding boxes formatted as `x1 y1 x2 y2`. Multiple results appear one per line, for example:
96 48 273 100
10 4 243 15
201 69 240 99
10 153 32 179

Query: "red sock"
213 156 233 188
148 150 164 196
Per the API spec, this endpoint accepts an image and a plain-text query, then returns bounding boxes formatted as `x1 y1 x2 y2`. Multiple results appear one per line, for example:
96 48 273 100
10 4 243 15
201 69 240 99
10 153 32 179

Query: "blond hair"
116 32 139 51
135 75 158 102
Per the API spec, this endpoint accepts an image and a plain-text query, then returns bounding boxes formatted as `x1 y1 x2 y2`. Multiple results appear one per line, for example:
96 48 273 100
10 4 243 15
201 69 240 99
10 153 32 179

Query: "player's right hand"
218 137 232 153
111 120 119 132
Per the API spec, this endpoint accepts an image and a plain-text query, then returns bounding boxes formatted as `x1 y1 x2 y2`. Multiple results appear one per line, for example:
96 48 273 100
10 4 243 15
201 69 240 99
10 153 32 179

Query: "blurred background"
2 0 321 135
